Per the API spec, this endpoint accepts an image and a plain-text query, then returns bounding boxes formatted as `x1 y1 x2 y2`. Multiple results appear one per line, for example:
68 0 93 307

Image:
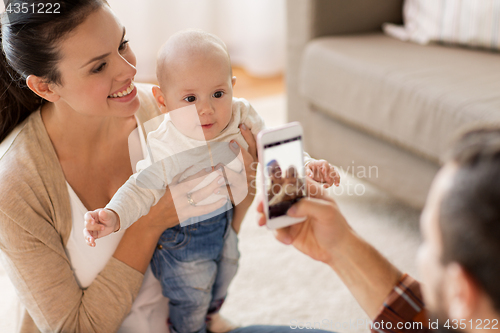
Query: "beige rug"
0 95 422 333
221 95 422 332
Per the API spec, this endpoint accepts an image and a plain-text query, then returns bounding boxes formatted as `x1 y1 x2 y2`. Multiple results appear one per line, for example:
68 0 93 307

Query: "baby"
84 30 339 333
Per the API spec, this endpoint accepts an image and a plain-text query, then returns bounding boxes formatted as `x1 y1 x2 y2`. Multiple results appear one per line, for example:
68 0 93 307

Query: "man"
258 128 500 332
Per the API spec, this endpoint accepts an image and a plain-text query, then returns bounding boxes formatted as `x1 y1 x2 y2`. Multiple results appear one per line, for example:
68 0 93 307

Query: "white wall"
1 0 286 81
106 0 286 81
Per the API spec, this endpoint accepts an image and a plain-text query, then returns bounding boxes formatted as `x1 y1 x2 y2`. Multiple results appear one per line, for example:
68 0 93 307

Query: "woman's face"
50 5 139 118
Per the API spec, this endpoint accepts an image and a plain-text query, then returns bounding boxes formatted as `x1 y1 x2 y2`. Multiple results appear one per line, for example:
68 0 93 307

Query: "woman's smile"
109 81 134 98
108 81 138 102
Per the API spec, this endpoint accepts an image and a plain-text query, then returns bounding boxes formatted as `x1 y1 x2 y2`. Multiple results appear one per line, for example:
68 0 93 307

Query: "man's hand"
257 178 350 265
83 209 120 247
306 159 340 188
257 177 403 319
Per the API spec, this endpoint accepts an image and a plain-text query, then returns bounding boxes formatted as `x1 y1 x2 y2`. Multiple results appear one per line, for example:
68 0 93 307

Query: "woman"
0 1 278 332
0 2 332 332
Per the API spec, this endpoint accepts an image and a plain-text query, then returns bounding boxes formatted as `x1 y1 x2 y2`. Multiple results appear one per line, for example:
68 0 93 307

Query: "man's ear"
152 86 168 114
445 263 477 320
232 76 237 87
26 75 60 102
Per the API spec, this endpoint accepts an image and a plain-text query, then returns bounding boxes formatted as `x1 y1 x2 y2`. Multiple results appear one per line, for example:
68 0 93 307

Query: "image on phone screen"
263 136 306 219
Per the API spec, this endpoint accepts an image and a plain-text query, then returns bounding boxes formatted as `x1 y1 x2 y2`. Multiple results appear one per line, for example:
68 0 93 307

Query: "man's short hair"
440 127 500 312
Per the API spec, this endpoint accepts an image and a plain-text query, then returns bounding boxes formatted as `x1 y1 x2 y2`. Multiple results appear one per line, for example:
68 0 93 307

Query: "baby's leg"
150 227 214 333
207 209 240 332
164 260 215 333
210 221 239 311
151 212 228 333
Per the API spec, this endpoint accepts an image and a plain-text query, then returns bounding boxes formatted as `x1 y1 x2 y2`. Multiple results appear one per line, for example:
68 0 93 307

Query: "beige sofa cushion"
300 33 500 162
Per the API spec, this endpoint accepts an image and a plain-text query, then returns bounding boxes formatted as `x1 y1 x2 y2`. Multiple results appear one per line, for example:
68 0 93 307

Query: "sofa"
287 0 500 208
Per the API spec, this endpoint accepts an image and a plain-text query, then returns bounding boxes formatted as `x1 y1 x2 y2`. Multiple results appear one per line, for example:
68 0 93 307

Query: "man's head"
267 160 283 183
418 127 500 329
152 29 236 141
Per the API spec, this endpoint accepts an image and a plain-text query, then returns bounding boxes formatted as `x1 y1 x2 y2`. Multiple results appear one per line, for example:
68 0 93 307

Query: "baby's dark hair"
0 0 107 142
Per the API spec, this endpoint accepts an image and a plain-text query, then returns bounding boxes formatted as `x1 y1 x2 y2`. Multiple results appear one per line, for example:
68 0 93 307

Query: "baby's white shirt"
106 97 265 230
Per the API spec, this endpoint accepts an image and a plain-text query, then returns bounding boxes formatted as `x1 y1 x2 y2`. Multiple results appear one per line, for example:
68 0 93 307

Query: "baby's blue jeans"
151 204 238 333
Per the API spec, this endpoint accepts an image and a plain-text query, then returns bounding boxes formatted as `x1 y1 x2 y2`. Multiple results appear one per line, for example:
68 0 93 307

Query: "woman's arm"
257 179 402 319
0 168 229 333
0 177 229 333
113 186 179 273
232 195 254 234
0 210 143 333
113 167 232 273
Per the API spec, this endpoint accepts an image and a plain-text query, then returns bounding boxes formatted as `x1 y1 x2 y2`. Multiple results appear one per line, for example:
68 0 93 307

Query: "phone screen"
263 135 306 219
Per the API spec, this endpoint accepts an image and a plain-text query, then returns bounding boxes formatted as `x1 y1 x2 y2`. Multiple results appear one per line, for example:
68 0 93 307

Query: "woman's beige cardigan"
0 84 161 333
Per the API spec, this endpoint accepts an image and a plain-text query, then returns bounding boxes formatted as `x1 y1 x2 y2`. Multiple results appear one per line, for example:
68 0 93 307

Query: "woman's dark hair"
0 0 106 142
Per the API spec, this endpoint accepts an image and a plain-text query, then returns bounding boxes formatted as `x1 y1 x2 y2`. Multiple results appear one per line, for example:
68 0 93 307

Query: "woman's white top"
64 118 169 333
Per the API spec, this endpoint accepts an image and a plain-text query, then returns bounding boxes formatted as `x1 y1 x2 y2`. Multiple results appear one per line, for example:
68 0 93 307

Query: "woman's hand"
148 167 230 234
233 124 258 199
211 124 258 203
257 178 351 265
220 124 259 233
114 167 229 273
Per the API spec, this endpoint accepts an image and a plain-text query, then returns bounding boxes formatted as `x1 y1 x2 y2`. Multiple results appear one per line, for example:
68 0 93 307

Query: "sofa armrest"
312 0 403 37
287 0 402 50
286 0 402 148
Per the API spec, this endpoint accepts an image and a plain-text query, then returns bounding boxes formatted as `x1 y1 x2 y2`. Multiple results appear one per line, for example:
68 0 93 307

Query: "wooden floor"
232 67 285 100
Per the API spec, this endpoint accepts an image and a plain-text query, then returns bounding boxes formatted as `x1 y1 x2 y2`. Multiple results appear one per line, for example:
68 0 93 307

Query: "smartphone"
257 122 307 229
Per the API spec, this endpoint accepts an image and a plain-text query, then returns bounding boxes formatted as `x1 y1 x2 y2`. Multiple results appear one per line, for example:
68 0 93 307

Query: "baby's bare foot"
207 313 238 333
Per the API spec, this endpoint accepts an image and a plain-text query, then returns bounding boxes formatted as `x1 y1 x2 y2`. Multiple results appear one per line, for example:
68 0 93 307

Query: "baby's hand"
83 209 120 247
305 159 340 188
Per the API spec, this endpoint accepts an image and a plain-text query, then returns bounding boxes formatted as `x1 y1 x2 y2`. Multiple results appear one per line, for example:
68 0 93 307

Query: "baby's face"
161 49 235 141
